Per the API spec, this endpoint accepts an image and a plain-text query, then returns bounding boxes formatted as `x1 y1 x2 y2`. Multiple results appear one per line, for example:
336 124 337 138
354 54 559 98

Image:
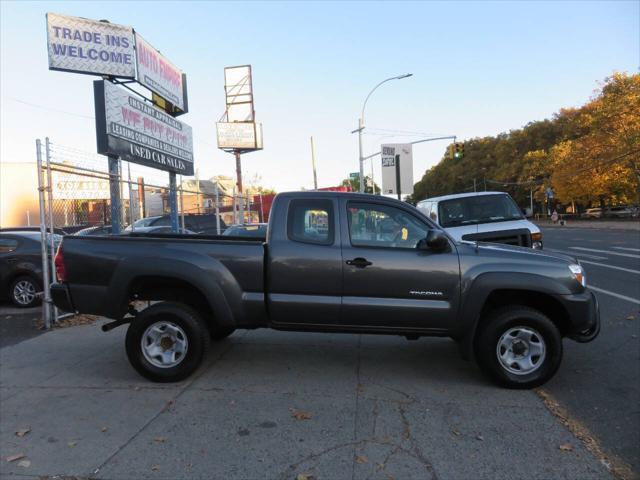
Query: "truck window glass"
347 202 429 249
287 199 333 245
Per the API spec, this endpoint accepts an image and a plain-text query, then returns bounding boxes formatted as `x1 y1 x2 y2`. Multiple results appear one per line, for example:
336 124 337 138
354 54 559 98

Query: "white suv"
417 192 543 249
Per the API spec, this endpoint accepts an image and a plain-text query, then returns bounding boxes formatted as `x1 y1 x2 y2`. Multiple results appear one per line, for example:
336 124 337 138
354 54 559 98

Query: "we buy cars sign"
94 80 194 175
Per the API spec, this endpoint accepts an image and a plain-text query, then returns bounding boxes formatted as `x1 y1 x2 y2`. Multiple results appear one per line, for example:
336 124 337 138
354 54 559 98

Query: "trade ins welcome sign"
46 13 136 78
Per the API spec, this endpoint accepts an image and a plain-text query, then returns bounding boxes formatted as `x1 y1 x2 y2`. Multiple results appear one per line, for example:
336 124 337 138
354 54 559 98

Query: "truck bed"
59 234 266 322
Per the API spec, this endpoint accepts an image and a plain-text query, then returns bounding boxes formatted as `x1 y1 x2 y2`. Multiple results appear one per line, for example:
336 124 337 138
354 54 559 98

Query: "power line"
5 97 95 120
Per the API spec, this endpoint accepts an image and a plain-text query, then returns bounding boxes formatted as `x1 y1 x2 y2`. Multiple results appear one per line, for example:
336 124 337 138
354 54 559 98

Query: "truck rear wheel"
125 302 210 383
475 306 562 389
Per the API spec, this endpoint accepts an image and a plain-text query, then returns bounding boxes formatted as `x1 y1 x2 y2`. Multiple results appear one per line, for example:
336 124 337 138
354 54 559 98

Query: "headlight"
531 232 543 249
569 264 586 287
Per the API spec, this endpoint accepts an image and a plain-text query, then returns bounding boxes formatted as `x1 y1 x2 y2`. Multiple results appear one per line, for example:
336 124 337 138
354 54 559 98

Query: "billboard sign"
46 13 135 78
94 80 194 175
216 122 263 150
135 33 187 112
381 143 414 196
224 65 254 122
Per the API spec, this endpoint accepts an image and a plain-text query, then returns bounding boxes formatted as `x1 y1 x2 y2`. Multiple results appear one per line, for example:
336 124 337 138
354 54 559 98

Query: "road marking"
589 286 640 305
612 246 640 253
545 248 607 260
570 247 640 259
579 260 640 275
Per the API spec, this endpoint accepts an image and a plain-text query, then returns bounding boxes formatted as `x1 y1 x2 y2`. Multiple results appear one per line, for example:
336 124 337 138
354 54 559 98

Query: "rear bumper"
559 290 600 343
50 282 74 313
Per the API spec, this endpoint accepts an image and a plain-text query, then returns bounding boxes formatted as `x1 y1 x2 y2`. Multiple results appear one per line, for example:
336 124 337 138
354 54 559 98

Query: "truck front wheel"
475 306 562 389
125 302 210 383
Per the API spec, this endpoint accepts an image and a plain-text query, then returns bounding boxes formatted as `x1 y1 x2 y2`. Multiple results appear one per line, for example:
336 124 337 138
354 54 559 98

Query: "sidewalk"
535 219 640 230
1 322 612 479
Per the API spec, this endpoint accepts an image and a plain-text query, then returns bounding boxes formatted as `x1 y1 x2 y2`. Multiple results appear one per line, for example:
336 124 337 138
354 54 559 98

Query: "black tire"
475 306 562 389
211 326 235 340
9 275 41 308
125 302 210 383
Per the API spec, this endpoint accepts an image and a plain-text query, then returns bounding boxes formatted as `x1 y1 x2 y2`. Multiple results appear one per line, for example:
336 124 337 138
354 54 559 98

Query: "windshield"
125 217 159 231
438 194 524 228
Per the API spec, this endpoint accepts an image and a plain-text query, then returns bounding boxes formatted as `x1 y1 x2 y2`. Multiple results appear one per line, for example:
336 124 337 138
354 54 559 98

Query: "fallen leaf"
451 429 461 436
355 455 368 464
475 434 484 441
6 453 25 463
559 443 573 451
15 428 31 437
626 315 635 321
17 459 31 468
151 464 160 471
296 474 314 480
101 426 108 432
153 436 166 443
290 409 312 420
67 441 77 447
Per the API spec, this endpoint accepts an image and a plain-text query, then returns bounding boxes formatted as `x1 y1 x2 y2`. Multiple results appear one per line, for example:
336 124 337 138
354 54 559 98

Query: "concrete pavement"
1 322 612 479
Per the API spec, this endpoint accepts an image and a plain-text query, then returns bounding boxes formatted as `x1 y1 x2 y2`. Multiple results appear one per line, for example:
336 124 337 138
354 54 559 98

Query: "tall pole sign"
216 65 263 224
45 12 192 233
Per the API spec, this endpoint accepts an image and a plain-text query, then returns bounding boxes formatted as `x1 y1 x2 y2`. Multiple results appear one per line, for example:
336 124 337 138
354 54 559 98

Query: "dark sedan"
0 231 61 307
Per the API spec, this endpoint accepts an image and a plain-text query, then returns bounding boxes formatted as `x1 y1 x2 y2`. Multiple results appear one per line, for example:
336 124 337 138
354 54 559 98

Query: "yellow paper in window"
401 227 408 240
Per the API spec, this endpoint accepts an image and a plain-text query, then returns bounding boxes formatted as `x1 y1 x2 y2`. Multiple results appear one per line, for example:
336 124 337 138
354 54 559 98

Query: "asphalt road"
541 226 640 475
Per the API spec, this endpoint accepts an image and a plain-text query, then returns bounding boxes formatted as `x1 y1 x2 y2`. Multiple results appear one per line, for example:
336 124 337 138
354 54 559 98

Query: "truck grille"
462 228 532 247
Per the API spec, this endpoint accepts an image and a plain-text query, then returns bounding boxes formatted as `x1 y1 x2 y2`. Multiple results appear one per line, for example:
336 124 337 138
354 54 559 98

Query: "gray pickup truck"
51 191 600 388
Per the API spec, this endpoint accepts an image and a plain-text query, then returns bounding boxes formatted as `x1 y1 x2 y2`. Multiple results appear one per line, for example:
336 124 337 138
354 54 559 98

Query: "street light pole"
356 73 412 193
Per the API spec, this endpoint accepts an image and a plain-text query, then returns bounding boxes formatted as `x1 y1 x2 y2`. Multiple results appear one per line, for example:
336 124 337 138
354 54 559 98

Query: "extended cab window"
347 203 429 249
287 199 333 245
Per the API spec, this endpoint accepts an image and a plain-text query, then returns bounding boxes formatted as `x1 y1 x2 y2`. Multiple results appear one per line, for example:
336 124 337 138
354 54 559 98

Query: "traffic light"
448 144 455 159
454 142 464 159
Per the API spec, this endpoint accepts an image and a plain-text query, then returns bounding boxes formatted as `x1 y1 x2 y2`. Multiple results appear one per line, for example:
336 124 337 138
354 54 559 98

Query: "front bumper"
562 290 601 343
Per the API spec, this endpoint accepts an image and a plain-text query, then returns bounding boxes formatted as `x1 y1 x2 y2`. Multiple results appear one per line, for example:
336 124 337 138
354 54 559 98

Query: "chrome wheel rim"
496 326 546 375
141 321 188 368
13 280 36 305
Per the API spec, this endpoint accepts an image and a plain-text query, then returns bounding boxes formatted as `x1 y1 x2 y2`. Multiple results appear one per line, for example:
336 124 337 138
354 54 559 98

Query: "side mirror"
418 230 449 252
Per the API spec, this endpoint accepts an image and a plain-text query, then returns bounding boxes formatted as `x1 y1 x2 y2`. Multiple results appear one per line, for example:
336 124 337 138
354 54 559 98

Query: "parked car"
126 213 227 234
121 226 196 235
222 223 268 238
0 231 61 307
51 191 599 388
74 225 113 236
583 207 604 219
417 192 543 249
604 206 633 219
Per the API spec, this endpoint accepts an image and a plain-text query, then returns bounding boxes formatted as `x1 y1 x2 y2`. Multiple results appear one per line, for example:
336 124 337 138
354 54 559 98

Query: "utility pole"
310 136 318 190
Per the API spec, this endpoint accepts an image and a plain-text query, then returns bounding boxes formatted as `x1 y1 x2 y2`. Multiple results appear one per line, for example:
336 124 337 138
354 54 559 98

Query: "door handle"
346 257 372 268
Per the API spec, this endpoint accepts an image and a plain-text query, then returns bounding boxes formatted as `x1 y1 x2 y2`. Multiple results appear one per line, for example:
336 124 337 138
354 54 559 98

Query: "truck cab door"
340 199 460 331
267 197 342 326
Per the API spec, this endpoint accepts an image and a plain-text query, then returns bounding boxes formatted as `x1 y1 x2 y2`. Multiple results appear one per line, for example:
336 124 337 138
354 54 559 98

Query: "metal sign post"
108 155 121 234
169 172 178 231
35 139 52 329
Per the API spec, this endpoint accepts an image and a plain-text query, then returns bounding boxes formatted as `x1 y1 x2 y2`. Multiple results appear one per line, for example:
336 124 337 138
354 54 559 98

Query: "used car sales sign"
94 80 194 175
46 13 136 78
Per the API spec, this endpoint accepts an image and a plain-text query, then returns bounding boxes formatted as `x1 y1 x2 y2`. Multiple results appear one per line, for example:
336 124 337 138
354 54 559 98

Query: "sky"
1 0 638 193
